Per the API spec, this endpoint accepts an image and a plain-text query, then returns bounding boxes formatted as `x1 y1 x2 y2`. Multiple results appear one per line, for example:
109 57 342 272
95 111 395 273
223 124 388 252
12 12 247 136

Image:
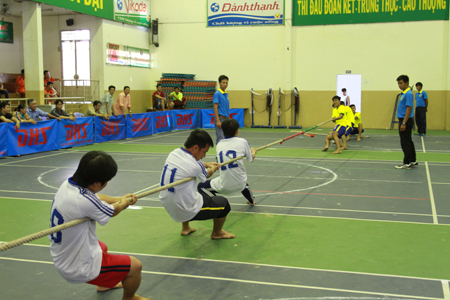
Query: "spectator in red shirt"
15 69 25 98
153 84 168 111
44 70 60 86
44 82 59 98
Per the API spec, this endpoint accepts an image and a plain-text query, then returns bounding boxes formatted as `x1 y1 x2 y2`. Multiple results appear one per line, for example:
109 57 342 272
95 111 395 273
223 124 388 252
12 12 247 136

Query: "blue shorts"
351 126 364 135
333 125 347 138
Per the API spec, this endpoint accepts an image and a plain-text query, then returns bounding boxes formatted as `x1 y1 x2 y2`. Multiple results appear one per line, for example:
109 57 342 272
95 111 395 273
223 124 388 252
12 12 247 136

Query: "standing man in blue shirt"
213 75 230 145
414 82 428 136
395 75 417 169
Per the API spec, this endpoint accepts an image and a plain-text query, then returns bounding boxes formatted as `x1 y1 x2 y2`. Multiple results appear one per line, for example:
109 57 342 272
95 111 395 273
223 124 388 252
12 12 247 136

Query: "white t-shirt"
211 137 253 194
159 147 208 222
49 178 114 284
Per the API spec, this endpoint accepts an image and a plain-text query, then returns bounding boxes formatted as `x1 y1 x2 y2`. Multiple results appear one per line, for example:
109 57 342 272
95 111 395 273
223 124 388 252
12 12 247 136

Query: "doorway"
336 74 362 113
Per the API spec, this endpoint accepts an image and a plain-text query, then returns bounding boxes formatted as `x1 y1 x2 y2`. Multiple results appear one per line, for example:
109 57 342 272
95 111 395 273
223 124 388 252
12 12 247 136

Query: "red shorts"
87 241 131 288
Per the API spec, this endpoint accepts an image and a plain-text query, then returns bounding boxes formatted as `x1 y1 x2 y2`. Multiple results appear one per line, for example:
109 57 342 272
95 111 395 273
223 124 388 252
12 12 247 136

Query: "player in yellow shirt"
322 96 349 154
349 104 364 141
342 101 355 141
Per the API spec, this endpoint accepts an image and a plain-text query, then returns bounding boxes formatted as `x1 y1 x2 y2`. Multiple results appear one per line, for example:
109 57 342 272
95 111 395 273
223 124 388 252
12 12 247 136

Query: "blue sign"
152 111 171 134
59 117 94 149
200 109 244 129
0 123 7 158
127 113 153 138
94 115 126 143
7 120 59 156
171 109 198 131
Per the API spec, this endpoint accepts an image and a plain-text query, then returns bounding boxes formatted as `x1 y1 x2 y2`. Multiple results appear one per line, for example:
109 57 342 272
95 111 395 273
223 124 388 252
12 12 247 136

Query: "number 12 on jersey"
218 150 238 170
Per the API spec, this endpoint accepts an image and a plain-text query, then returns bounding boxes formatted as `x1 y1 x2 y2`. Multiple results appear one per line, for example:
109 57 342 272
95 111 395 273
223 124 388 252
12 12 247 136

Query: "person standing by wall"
15 69 25 98
113 86 132 117
395 75 417 169
100 85 115 116
414 82 428 136
213 75 230 145
341 88 350 106
0 77 9 98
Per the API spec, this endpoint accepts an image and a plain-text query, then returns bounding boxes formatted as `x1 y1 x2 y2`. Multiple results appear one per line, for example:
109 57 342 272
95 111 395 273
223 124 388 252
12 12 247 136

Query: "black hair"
184 129 214 149
124 86 130 90
44 70 49 76
174 87 180 90
55 99 63 106
72 151 118 188
15 104 26 111
27 99 35 106
218 75 229 83
108 85 115 91
93 100 101 106
340 101 345 105
341 88 346 92
156 84 162 88
21 69 24 74
46 81 54 87
350 104 356 109
415 82 423 87
222 119 239 138
0 101 10 109
332 95 341 101
397 75 409 83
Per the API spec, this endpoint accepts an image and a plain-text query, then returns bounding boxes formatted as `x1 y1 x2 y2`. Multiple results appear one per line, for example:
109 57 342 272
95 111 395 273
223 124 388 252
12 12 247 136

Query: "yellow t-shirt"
345 106 355 125
354 112 362 126
170 92 183 101
332 105 348 126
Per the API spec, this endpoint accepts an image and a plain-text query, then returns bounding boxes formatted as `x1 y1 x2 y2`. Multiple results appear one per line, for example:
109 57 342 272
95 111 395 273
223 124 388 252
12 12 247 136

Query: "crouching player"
350 104 364 141
322 96 349 154
197 119 257 205
49 151 148 300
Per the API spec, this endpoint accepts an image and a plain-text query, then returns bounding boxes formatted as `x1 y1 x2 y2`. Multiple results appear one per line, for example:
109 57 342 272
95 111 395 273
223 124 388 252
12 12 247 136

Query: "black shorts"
189 194 230 221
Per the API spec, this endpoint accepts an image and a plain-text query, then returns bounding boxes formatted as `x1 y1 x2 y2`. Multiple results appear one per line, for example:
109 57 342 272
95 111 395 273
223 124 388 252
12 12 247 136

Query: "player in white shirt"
197 119 257 205
159 129 236 239
49 151 149 300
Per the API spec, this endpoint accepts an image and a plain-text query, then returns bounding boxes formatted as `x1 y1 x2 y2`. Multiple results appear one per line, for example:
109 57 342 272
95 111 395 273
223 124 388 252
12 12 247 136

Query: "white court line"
432 182 450 185
118 130 186 144
0 256 442 300
37 168 60 190
422 136 426 153
0 189 55 195
0 151 68 166
425 162 438 224
442 280 450 300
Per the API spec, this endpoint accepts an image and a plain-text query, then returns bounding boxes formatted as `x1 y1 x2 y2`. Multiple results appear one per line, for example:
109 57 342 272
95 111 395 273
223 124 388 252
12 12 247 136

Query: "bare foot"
332 149 342 154
130 295 150 300
211 230 236 239
247 201 255 206
181 227 196 236
357 138 361 141
97 282 122 292
321 147 329 152
342 146 348 150
346 136 350 141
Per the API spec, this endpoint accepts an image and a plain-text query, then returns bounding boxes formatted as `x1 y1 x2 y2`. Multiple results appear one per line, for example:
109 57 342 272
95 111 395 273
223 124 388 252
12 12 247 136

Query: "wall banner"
293 0 449 26
200 109 244 129
152 111 172 134
59 117 94 149
171 109 198 131
30 0 150 28
127 112 153 138
7 120 59 156
0 123 7 158
207 0 285 26
0 21 13 44
94 115 126 143
106 43 150 68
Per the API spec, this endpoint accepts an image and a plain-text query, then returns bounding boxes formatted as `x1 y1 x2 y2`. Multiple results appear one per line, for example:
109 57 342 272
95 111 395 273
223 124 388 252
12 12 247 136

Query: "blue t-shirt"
397 88 414 119
213 89 230 118
415 90 428 108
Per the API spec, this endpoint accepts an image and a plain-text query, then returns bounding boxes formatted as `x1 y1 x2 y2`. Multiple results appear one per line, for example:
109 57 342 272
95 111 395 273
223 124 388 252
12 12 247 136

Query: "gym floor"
1 127 450 300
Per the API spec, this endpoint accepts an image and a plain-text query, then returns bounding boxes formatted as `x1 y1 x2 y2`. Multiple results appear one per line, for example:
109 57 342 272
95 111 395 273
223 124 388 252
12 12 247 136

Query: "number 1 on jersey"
161 164 177 192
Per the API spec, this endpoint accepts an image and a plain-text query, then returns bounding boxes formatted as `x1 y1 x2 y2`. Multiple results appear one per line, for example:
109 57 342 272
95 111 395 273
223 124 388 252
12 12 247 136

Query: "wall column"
22 1 44 104
283 0 293 127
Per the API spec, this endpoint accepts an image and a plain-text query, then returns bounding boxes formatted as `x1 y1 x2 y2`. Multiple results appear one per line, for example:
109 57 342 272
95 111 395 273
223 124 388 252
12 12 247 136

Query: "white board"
336 74 362 113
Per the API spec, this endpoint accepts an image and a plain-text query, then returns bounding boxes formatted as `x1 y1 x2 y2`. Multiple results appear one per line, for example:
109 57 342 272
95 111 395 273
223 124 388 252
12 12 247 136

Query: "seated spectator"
14 104 37 125
27 99 59 121
113 86 132 117
100 85 115 116
0 101 20 128
15 69 25 98
50 100 75 121
169 87 185 109
0 77 9 98
44 82 59 98
85 101 108 119
153 84 170 111
44 70 60 86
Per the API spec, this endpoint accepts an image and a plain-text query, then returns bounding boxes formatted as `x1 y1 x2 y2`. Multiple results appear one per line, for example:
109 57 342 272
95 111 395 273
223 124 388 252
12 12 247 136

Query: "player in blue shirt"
395 75 417 169
414 82 428 136
213 75 230 145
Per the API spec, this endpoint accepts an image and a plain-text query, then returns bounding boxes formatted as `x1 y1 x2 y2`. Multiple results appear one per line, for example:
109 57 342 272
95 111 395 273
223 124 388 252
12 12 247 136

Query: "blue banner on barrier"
171 109 198 131
200 109 244 129
0 123 7 158
152 111 171 134
95 115 126 143
59 117 94 149
127 113 153 139
7 120 59 156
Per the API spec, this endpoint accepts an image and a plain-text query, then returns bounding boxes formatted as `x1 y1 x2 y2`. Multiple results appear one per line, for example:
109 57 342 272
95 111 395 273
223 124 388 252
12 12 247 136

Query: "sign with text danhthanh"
0 21 13 44
293 0 448 25
207 0 285 26
30 0 150 28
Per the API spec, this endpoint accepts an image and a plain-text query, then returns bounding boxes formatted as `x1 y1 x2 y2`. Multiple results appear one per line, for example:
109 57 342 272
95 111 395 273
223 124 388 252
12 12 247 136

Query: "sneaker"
395 164 411 169
414 133 421 136
410 161 419 167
